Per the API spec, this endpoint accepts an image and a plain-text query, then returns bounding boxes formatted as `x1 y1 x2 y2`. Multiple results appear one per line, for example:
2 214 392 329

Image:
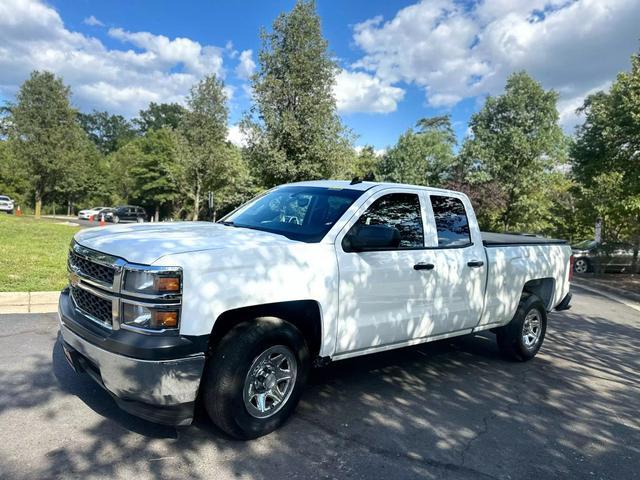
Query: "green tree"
78 110 137 155
380 115 456 186
459 72 568 232
174 75 244 220
8 71 87 218
243 0 352 187
135 102 186 133
51 133 103 215
125 129 179 221
572 54 640 269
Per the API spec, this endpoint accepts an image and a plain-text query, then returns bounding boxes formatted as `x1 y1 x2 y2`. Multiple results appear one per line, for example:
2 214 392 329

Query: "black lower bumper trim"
113 397 195 426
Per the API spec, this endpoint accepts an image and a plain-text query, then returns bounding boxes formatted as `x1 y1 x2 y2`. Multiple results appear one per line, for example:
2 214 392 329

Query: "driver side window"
350 193 424 249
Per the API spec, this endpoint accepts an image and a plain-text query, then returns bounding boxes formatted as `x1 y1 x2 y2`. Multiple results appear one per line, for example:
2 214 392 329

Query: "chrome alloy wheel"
243 345 297 419
574 258 588 274
522 309 542 349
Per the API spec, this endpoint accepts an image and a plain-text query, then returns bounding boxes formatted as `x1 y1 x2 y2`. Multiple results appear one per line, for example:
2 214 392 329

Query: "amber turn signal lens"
153 310 178 328
154 276 180 292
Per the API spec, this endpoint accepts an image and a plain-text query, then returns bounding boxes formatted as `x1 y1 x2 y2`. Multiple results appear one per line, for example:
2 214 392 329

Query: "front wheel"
202 318 310 439
496 294 547 361
573 258 589 274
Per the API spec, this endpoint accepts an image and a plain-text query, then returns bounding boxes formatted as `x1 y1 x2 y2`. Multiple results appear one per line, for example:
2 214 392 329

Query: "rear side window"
430 195 471 247
353 193 424 248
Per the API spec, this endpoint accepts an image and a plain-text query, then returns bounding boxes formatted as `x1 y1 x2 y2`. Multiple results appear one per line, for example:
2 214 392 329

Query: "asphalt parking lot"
0 286 638 480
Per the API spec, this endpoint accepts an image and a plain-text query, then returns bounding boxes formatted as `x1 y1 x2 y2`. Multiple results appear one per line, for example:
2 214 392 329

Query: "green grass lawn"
0 214 78 292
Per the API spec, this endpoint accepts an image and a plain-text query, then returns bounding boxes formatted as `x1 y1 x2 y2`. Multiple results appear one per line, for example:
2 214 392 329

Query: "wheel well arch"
522 277 555 311
208 300 323 358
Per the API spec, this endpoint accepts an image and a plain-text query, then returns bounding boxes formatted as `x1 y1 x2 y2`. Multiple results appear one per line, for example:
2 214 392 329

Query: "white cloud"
227 124 247 147
83 15 103 27
352 0 640 130
0 0 226 117
235 49 256 80
334 70 405 113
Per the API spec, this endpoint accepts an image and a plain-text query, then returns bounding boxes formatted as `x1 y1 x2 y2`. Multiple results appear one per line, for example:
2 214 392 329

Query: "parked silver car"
571 240 636 273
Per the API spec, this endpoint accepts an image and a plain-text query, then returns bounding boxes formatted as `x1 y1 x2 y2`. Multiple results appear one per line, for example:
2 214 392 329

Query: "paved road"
0 287 638 480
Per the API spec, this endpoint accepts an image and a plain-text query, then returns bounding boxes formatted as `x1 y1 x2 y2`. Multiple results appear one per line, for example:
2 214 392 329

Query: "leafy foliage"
7 71 87 218
572 54 640 267
78 110 137 155
380 115 456 186
135 102 186 133
173 75 247 220
458 72 568 232
243 0 352 187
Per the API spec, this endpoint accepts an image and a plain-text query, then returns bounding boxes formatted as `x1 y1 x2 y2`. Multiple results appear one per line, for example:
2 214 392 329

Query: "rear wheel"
496 294 547 361
202 318 310 439
136 217 144 223
113 215 120 224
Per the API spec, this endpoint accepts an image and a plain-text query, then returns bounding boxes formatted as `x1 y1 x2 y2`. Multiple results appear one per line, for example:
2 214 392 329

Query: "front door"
335 190 437 354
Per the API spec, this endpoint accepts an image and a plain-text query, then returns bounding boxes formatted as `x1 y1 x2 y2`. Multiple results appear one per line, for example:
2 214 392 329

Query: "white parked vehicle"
78 207 109 220
0 195 14 214
59 180 573 439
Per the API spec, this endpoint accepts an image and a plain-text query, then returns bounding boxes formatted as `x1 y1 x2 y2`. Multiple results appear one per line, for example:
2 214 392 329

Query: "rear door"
424 193 487 334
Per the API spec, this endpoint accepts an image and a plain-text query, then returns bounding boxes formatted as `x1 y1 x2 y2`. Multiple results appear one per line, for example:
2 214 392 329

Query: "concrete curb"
572 277 640 303
0 291 59 314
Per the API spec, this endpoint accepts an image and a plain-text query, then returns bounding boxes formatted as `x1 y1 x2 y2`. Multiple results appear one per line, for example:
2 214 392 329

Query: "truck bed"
481 232 567 247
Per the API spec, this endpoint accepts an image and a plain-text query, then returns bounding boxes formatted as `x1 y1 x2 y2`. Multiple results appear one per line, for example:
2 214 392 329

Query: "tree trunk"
67 199 71 217
632 235 640 274
34 190 42 220
155 205 160 222
193 179 200 221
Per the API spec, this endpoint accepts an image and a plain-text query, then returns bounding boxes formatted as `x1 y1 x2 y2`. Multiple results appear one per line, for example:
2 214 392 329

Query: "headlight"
124 269 181 295
122 303 179 330
121 267 182 331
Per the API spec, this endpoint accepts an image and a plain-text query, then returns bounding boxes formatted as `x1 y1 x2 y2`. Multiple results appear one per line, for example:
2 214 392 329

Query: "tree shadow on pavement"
0 301 638 480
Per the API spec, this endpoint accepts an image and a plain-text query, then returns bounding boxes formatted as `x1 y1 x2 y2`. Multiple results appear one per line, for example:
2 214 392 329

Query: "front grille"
71 286 113 326
69 251 115 285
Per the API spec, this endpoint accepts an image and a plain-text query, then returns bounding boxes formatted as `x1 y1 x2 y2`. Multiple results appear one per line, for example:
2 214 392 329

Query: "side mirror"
343 224 401 252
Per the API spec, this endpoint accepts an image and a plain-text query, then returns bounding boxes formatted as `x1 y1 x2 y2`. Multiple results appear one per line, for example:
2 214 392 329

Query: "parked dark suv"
105 205 148 224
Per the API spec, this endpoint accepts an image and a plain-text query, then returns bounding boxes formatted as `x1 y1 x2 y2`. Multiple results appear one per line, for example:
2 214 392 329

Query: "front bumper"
59 291 206 426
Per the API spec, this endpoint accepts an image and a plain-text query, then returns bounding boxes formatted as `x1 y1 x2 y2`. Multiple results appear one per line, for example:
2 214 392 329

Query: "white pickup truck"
59 180 573 439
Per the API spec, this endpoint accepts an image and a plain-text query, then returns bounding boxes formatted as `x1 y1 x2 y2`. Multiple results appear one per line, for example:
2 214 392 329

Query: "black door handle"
467 260 484 268
414 262 435 271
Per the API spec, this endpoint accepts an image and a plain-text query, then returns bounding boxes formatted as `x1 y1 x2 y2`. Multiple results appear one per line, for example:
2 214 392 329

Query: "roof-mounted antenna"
350 176 362 185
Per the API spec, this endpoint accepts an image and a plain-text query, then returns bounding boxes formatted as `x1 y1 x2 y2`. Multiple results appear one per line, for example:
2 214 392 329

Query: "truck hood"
74 222 295 265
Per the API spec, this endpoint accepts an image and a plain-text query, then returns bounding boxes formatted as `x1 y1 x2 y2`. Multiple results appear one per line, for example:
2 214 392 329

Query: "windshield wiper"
219 220 236 226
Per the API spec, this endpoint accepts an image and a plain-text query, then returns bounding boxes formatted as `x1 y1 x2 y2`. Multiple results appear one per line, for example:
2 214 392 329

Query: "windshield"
0 196 10 201
572 240 597 250
221 186 364 242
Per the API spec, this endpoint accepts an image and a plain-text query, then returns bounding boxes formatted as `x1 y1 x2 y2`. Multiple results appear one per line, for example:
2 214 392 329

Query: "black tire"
573 257 590 274
202 317 310 440
496 294 547 362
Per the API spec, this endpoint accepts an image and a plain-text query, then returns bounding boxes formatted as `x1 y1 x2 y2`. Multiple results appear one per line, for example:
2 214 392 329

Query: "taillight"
569 255 575 282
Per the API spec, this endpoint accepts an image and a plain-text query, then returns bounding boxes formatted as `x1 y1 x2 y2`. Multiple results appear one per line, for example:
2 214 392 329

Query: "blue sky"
1 0 639 150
